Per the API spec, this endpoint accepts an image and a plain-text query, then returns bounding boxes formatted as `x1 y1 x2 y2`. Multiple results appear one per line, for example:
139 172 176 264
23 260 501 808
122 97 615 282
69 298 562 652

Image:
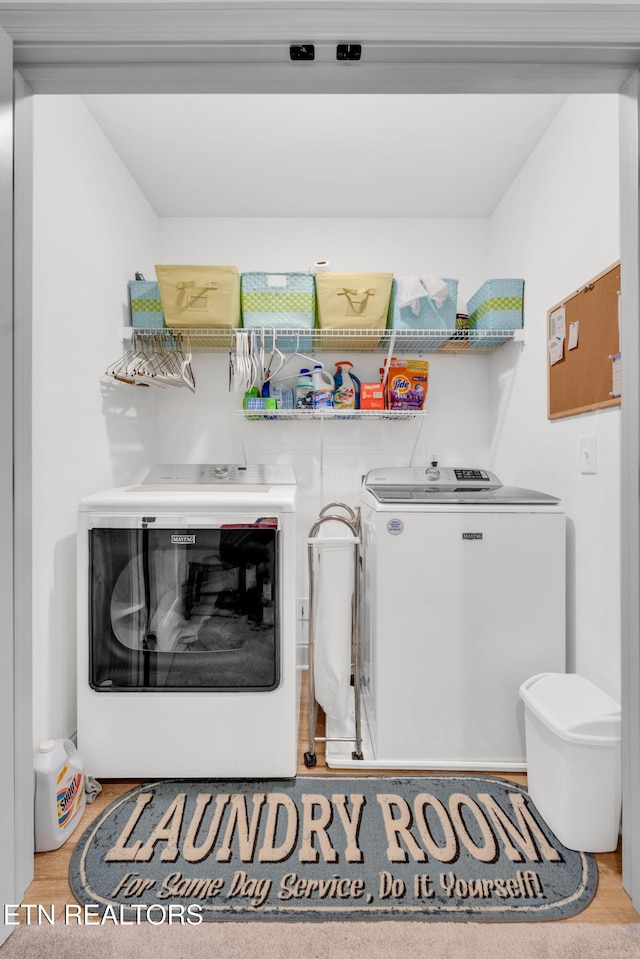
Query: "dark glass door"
89 523 279 691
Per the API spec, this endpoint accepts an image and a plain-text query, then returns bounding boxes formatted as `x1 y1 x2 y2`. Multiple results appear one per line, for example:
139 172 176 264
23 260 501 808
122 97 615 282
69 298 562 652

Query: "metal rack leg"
304 539 318 768
351 541 363 760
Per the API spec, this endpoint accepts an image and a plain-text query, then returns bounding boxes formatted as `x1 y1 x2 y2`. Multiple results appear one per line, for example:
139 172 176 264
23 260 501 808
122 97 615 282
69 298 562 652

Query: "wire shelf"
237 409 426 421
126 327 520 354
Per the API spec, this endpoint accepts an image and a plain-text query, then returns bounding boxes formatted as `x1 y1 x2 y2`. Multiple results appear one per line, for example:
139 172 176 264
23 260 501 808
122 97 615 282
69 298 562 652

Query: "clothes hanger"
269 349 324 385
179 335 196 393
104 344 152 387
262 329 286 383
231 330 253 393
128 333 164 387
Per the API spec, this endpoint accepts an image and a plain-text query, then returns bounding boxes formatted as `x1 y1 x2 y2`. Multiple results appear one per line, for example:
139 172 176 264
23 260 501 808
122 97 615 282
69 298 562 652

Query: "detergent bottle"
295 368 314 409
312 364 335 410
334 361 361 410
34 738 86 852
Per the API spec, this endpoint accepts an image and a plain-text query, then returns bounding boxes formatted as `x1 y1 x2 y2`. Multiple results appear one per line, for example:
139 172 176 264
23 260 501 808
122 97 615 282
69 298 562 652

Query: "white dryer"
77 464 298 778
326 466 566 771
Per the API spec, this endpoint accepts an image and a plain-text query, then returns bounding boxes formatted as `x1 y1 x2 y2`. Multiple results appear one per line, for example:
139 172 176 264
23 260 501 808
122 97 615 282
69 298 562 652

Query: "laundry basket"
519 672 621 852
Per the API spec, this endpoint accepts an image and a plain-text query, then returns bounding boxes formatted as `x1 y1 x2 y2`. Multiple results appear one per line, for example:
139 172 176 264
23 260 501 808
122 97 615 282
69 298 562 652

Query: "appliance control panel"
364 466 502 491
143 464 297 485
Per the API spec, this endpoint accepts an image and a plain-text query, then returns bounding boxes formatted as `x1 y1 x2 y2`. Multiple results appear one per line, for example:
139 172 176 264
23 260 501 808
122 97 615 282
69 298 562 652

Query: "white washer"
77 464 298 778
326 466 566 771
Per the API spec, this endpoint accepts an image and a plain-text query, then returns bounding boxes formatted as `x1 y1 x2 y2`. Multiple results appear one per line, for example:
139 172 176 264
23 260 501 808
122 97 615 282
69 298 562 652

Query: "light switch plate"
579 435 597 474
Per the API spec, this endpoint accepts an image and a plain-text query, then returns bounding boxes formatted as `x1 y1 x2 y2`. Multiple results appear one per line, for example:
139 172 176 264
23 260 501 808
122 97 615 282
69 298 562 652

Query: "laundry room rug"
69 775 597 923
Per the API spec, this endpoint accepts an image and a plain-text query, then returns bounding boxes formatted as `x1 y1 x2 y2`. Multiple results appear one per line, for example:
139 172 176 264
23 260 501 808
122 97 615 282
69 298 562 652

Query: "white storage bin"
519 672 621 852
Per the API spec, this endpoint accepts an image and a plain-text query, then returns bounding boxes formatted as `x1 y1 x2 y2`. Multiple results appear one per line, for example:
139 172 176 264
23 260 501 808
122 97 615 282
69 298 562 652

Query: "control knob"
213 466 230 479
425 467 441 481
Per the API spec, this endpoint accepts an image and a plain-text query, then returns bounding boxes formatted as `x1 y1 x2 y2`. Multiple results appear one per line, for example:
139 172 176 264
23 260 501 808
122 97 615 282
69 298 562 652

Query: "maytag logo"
171 534 196 545
462 532 483 540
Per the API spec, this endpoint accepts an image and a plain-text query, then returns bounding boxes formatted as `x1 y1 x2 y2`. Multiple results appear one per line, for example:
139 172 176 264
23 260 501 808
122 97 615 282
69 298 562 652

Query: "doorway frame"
3 1 640 928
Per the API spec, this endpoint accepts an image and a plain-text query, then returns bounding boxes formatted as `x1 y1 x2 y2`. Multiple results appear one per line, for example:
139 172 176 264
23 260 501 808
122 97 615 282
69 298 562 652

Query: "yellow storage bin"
155 264 240 329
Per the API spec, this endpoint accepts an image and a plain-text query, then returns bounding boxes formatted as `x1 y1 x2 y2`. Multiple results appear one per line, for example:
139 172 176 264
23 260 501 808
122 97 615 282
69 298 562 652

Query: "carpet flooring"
2 920 640 959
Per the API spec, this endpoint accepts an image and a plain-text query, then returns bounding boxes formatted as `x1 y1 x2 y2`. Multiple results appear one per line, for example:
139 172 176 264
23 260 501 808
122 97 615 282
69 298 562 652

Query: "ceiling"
82 93 569 218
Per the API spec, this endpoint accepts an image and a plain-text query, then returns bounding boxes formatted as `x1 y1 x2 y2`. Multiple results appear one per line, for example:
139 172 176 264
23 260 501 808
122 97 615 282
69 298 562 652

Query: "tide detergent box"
386 358 429 411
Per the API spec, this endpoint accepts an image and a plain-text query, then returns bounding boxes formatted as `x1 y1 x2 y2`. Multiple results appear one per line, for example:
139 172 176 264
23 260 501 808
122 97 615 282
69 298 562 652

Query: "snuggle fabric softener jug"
333 361 360 410
34 738 86 852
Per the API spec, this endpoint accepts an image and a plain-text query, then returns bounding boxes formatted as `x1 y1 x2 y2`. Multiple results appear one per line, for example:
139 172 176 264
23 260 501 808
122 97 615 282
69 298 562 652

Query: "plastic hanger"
231 330 253 393
262 329 286 383
179 336 196 392
269 350 325 385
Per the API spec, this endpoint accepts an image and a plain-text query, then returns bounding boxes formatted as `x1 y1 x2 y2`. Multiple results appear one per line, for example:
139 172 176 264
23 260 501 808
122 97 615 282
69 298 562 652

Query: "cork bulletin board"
547 262 621 420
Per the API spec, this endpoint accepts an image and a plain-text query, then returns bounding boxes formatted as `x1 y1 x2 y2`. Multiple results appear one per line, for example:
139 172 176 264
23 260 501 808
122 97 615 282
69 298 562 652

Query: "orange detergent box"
360 382 386 410
385 358 429 411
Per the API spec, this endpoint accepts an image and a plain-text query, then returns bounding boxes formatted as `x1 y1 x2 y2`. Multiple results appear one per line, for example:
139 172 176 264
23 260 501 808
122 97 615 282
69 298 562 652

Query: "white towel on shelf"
420 273 450 309
396 274 449 315
396 276 429 315
312 521 356 741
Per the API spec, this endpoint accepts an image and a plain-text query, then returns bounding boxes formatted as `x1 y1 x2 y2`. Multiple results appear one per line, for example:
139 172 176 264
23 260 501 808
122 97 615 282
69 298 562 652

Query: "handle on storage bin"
176 280 218 291
519 672 552 694
338 288 375 316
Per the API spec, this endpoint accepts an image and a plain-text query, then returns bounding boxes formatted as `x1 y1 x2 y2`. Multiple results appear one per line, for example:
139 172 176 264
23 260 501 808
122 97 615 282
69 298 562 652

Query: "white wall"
488 94 621 698
31 92 621 745
32 96 160 745
156 218 494 594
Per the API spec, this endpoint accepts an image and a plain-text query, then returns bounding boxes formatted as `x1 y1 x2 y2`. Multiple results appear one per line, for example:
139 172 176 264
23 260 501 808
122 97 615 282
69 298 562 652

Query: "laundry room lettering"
377 791 562 865
105 791 368 865
104 787 561 867
438 869 545 899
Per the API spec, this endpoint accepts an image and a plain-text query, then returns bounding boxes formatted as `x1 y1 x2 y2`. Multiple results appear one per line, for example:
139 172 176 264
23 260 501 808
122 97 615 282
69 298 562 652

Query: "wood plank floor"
21 676 639 924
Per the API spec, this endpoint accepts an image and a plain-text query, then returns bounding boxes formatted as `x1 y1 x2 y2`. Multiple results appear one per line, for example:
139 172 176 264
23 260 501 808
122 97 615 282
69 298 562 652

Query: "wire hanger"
103 331 196 392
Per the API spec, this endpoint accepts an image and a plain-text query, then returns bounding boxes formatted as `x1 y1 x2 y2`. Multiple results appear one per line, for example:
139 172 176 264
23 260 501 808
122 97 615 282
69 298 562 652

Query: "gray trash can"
519 672 621 852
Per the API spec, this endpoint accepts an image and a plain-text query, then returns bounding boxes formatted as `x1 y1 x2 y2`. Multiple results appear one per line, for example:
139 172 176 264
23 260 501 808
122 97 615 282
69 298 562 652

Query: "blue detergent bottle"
295 368 314 409
334 361 361 410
